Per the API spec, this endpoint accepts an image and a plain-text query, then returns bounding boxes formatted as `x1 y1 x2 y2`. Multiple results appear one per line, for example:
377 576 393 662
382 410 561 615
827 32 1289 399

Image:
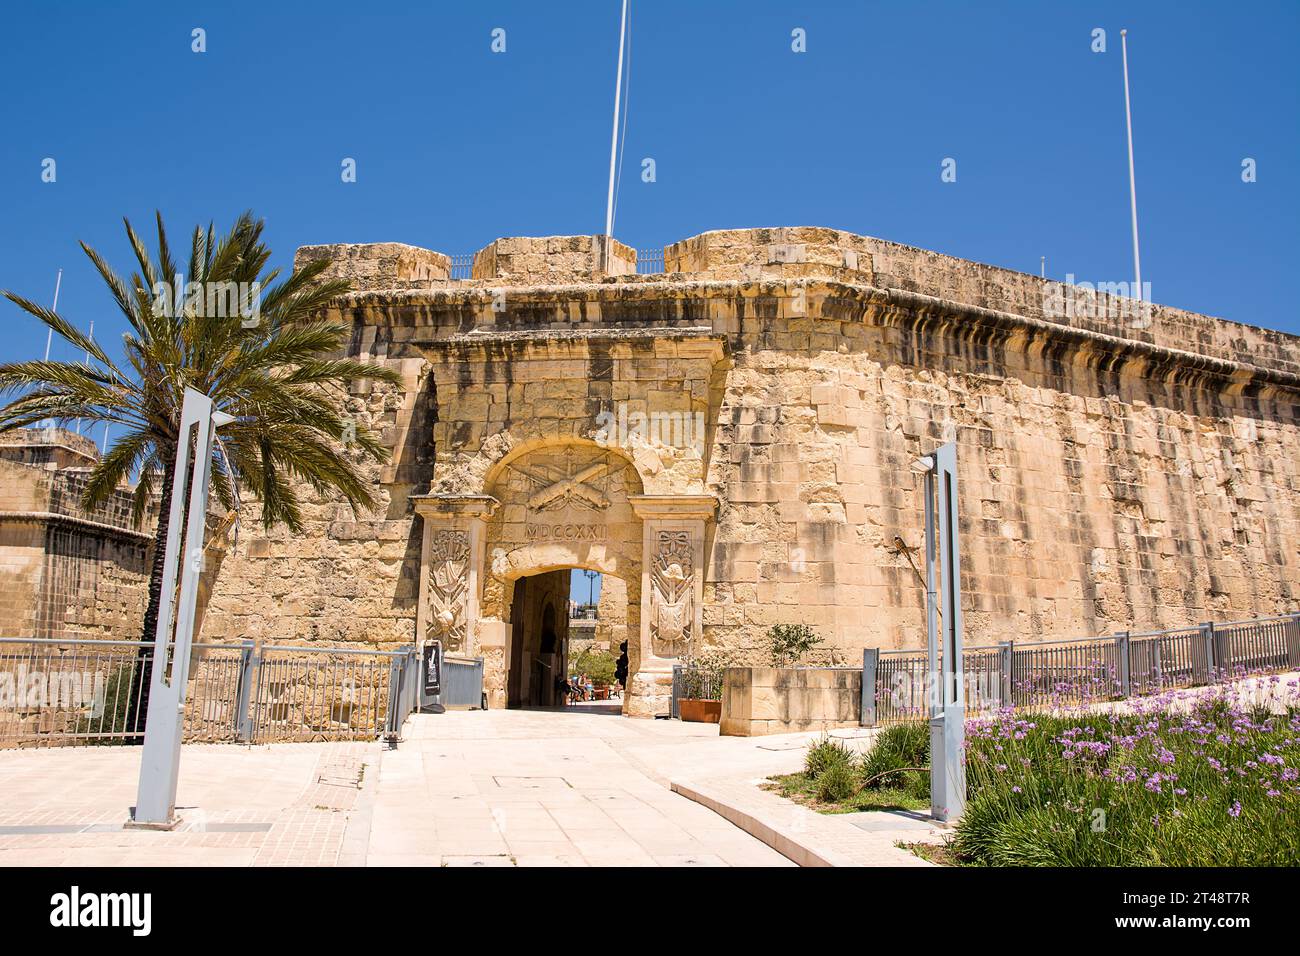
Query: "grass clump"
815 762 858 802
804 734 857 778
861 721 929 786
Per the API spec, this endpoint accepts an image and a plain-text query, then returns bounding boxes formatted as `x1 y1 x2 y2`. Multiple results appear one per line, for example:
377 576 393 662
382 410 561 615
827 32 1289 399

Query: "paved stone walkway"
0 706 954 867
360 707 793 866
0 741 372 866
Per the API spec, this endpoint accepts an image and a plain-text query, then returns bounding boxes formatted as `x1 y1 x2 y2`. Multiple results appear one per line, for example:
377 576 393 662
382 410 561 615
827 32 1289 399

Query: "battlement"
0 427 99 469
295 226 1300 381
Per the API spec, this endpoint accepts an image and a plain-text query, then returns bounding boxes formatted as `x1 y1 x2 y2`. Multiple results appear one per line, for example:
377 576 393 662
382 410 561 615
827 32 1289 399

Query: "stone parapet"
720 666 863 737
472 235 635 283
293 242 451 291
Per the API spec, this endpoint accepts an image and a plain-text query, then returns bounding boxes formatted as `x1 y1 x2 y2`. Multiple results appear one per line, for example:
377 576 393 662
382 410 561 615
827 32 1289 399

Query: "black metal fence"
864 612 1300 725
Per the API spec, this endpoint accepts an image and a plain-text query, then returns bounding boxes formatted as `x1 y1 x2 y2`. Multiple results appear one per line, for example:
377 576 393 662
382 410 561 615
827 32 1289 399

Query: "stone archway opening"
415 435 717 718
504 568 629 712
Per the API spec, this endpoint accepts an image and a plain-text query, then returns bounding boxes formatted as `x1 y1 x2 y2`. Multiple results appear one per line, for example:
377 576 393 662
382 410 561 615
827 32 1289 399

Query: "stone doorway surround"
413 479 716 717
626 494 716 717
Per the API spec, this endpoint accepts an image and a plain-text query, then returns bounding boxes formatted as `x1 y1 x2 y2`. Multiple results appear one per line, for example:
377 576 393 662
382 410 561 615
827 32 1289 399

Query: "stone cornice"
338 277 1300 397
0 510 153 543
628 494 718 521
860 284 1300 397
410 494 500 520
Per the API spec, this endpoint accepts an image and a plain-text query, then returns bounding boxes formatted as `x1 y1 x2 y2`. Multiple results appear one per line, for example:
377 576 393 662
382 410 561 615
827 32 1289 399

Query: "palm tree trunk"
125 455 175 740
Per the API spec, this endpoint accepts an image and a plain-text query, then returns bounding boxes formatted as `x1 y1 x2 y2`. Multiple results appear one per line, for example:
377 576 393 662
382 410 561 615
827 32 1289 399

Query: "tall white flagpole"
603 0 629 270
1121 29 1142 301
77 316 95 434
42 269 62 362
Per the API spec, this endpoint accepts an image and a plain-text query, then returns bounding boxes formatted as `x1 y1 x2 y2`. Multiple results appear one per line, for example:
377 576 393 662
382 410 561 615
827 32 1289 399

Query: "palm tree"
0 211 400 729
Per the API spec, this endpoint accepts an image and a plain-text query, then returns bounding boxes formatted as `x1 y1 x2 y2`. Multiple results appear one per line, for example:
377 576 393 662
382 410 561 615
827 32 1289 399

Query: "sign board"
422 641 443 697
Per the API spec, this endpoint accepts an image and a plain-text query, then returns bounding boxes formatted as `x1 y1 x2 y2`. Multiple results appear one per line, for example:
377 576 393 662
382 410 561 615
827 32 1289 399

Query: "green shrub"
815 762 858 802
765 623 825 667
74 663 140 746
569 648 617 685
952 692 1300 866
804 733 857 779
861 721 930 788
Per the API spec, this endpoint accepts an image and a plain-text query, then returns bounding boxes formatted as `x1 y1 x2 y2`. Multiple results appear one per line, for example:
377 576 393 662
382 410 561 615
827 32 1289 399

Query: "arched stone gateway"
414 394 721 716
200 228 1300 721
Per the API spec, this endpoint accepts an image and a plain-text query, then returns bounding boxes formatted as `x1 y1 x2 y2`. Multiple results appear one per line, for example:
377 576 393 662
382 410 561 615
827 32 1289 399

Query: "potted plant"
678 649 728 723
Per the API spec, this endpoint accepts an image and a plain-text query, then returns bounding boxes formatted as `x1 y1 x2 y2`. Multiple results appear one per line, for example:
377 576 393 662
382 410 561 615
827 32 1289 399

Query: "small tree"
766 623 825 668
570 647 617 685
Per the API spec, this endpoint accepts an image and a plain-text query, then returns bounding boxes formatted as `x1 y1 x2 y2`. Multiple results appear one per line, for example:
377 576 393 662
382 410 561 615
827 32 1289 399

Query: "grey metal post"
999 641 1013 709
919 442 964 824
131 388 233 827
385 651 403 738
935 442 965 823
1287 614 1300 669
1115 631 1131 697
923 458 939 721
1200 621 1216 683
671 664 682 719
234 640 257 742
1151 638 1163 688
408 647 418 723
860 648 879 727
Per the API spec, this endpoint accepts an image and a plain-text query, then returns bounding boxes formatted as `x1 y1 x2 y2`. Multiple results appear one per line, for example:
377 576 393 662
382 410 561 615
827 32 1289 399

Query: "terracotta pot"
679 698 722 723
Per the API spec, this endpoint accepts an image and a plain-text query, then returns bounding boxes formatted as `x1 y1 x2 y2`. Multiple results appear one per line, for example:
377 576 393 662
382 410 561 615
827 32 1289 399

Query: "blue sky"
2 1 1294 604
1 0 1297 370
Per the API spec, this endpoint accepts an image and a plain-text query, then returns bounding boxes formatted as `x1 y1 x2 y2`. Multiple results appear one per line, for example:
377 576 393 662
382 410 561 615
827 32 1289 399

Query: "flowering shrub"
954 677 1300 866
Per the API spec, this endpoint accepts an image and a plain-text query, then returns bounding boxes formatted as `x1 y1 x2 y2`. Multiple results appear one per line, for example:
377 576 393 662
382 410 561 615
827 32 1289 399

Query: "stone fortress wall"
201 227 1300 712
0 429 156 640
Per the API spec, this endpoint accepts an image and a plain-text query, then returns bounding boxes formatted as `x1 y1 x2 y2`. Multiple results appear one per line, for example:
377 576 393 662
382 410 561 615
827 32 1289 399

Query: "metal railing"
449 254 474 280
670 664 724 717
0 638 424 749
866 612 1300 725
636 250 664 275
441 654 485 709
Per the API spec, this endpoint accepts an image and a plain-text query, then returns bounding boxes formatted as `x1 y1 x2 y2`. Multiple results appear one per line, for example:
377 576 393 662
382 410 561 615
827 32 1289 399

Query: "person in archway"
554 673 572 706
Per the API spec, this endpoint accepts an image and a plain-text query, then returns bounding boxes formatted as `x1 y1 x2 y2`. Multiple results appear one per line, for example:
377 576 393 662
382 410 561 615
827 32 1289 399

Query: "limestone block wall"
198 227 1300 703
719 666 862 736
472 235 635 283
0 444 154 641
662 227 1299 378
701 294 1300 661
0 428 99 469
199 358 430 649
594 573 628 653
293 242 451 292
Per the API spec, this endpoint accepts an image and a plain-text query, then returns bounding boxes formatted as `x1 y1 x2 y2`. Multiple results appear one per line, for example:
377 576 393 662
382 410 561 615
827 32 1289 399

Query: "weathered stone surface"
720 665 863 736
193 226 1300 719
0 429 157 640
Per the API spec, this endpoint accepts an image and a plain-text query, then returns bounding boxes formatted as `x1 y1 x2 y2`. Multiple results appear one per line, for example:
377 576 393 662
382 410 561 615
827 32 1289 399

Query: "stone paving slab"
361 709 795 867
0 706 917 867
0 741 375 867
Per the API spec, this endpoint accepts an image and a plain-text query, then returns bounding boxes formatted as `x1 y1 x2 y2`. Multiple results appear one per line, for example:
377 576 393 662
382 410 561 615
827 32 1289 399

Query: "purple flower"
1228 801 1242 818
